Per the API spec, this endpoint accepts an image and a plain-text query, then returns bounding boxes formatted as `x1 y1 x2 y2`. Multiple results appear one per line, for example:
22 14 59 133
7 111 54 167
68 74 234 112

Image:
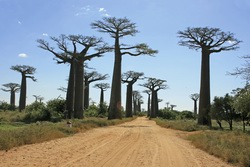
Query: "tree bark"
198 48 212 126
108 37 122 119
19 73 26 111
194 100 197 118
74 60 84 119
150 91 156 118
66 60 75 119
125 84 133 117
10 91 15 107
147 94 151 117
84 80 89 109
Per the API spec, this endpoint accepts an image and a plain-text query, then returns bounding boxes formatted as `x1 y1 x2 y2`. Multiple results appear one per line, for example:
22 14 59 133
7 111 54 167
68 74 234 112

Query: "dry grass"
0 116 136 150
154 118 250 167
187 131 250 167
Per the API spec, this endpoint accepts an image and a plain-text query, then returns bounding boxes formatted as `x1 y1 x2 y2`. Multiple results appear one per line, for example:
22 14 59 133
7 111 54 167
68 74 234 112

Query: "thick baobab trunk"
147 94 151 117
194 100 197 118
133 94 137 115
155 91 159 116
10 91 15 108
84 81 90 109
198 49 211 126
100 88 104 104
108 38 122 120
150 91 156 118
19 73 26 111
66 60 75 119
125 84 133 117
74 60 84 119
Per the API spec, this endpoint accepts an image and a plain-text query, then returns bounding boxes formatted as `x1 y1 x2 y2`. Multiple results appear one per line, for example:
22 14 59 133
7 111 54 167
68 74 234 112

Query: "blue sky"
1 0 250 111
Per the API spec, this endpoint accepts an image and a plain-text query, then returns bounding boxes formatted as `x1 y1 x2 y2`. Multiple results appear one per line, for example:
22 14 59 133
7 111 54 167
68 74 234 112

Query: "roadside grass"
187 131 250 167
154 118 250 167
154 118 209 131
0 116 136 151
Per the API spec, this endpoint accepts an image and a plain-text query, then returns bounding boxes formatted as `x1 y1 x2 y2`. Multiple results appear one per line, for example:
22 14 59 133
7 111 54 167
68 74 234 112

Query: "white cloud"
42 33 48 36
99 8 106 12
18 20 22 25
75 5 91 16
103 13 111 17
18 53 28 58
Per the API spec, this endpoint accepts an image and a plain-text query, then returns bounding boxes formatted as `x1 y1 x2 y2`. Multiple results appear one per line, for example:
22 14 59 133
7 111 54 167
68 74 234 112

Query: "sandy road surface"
0 117 234 167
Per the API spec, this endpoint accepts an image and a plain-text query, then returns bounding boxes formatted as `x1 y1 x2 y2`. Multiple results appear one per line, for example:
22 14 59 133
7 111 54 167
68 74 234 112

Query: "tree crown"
178 27 241 53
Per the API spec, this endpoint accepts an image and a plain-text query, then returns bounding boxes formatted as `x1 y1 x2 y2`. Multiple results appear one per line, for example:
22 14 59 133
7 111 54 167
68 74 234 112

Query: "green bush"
158 109 177 120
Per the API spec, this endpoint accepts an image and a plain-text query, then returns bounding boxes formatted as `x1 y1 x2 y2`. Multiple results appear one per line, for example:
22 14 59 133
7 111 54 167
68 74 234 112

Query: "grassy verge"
154 118 209 131
187 131 250 167
154 118 250 167
0 117 136 151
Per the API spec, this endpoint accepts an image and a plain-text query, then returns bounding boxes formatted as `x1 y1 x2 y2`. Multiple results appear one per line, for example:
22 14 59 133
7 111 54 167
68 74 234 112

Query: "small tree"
190 93 199 118
178 27 241 126
84 71 109 109
122 71 144 117
232 85 250 132
11 65 36 111
91 17 158 119
1 83 20 110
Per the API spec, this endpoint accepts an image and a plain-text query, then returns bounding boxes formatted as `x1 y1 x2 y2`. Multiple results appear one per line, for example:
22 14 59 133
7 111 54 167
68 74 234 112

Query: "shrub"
158 109 177 120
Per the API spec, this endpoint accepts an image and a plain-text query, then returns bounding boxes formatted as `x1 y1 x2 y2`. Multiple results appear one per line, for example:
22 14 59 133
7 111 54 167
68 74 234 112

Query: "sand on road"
0 117 234 167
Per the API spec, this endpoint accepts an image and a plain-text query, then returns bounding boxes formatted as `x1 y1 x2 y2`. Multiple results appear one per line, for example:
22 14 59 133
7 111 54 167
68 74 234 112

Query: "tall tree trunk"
151 91 156 118
198 49 211 126
155 91 159 116
19 73 26 111
66 60 75 119
194 100 197 118
100 88 104 104
84 81 89 109
147 94 151 117
74 60 84 119
125 84 133 117
138 100 141 112
133 94 137 115
108 37 122 119
10 91 15 107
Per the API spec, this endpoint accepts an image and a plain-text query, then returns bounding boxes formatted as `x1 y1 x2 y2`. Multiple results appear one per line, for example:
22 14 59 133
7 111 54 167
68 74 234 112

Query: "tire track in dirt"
0 117 235 167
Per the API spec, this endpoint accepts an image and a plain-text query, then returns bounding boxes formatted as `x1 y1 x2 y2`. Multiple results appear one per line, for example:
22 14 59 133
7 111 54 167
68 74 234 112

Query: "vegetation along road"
0 117 234 167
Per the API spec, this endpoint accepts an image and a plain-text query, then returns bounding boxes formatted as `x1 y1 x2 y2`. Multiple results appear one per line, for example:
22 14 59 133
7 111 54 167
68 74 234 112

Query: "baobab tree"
190 93 199 118
170 104 177 111
178 27 241 126
122 71 144 117
94 83 110 115
132 90 143 115
38 35 110 119
1 83 20 110
91 17 158 120
33 95 44 103
143 90 151 117
84 71 109 109
11 65 36 111
140 77 167 118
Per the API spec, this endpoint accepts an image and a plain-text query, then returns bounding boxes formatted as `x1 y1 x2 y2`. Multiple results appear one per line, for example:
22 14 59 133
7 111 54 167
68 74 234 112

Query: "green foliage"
46 98 65 113
154 118 208 131
187 131 250 167
46 98 66 121
232 85 250 132
84 104 99 117
158 109 194 120
0 101 14 111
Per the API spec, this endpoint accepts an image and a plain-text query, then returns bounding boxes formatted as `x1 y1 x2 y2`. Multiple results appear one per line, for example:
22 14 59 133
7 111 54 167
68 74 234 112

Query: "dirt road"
0 117 234 167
